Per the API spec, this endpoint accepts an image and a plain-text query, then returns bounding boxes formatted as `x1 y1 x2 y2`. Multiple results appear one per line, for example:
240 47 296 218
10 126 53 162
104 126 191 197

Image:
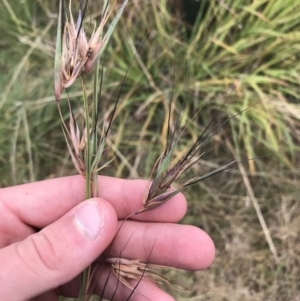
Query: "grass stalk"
82 81 92 200
238 161 280 263
80 80 92 301
79 51 102 301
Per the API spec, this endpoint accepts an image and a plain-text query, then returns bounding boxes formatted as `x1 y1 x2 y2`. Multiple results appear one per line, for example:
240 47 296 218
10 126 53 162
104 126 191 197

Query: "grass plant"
1 0 300 300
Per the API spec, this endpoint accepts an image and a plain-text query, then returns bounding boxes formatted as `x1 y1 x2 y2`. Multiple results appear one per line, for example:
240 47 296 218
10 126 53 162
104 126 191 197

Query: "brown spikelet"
60 2 110 92
106 258 190 294
58 98 86 178
54 0 129 101
134 99 241 215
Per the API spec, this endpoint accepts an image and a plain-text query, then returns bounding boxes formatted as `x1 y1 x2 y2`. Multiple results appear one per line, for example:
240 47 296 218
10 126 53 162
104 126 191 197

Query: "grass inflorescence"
1 0 300 300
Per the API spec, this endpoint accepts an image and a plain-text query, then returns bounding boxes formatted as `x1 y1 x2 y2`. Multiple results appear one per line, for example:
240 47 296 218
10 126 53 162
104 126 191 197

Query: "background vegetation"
0 0 300 300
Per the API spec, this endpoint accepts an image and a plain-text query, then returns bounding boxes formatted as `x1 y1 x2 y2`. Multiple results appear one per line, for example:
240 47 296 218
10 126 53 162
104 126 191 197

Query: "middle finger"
103 221 215 271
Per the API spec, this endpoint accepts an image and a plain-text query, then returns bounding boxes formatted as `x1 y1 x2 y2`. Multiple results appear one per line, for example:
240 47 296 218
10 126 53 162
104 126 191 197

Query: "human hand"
0 176 215 301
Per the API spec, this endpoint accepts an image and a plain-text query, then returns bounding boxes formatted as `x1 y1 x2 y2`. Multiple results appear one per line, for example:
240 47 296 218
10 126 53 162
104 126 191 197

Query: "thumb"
0 198 118 300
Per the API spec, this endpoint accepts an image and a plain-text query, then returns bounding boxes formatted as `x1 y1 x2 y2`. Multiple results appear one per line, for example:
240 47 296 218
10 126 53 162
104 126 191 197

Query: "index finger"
0 176 187 228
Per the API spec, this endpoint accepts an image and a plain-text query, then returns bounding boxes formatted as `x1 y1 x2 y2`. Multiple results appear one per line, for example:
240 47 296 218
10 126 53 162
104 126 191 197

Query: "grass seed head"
54 3 109 101
54 0 129 101
138 106 239 214
106 257 189 294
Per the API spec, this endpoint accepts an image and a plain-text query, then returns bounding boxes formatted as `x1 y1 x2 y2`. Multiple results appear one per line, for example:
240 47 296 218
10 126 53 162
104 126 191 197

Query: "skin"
0 175 215 301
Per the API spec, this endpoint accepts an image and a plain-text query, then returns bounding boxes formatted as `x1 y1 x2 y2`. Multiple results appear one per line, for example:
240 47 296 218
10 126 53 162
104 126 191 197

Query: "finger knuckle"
25 230 64 274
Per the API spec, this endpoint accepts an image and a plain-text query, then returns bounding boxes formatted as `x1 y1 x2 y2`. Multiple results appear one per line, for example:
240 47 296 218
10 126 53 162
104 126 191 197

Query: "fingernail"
75 202 104 241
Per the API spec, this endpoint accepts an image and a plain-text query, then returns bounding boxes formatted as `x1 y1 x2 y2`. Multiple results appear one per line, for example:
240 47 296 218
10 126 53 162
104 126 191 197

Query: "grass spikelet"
135 97 242 215
107 257 189 294
54 0 129 101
